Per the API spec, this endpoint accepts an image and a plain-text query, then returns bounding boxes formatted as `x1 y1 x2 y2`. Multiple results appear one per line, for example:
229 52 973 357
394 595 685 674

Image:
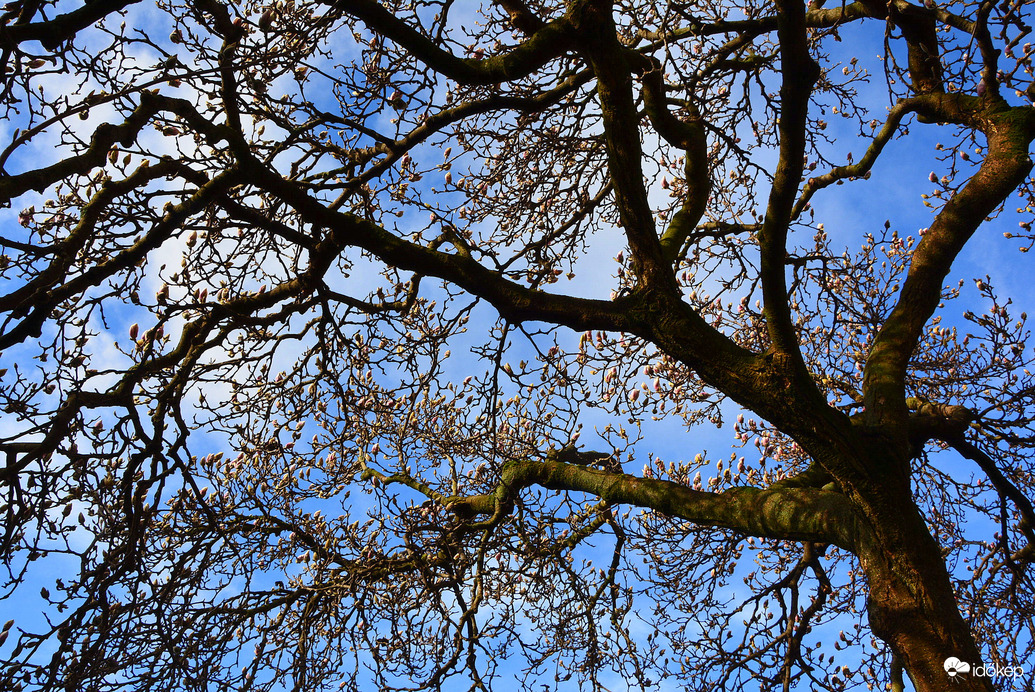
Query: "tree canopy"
1 0 1034 689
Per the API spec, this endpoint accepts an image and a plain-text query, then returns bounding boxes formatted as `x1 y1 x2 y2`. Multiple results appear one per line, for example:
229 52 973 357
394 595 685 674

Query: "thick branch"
336 0 574 85
0 97 160 200
759 0 818 360
235 147 634 334
888 0 945 94
452 459 872 553
0 0 143 50
493 0 544 34
571 0 669 287
905 398 974 447
864 100 1035 421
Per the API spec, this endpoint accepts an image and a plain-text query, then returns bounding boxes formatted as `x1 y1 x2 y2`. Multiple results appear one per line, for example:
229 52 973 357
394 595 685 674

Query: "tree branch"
863 98 1035 422
758 0 819 361
571 0 669 287
637 61 712 264
234 145 636 334
943 435 1035 550
792 99 913 220
335 0 574 85
0 0 143 50
449 459 871 553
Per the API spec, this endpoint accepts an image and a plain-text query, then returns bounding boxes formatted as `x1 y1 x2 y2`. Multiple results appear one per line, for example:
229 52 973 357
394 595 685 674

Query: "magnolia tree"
0 0 1034 689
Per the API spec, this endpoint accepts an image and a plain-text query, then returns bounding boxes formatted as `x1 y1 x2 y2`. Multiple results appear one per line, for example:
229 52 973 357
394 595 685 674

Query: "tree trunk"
866 563 992 691
858 481 993 692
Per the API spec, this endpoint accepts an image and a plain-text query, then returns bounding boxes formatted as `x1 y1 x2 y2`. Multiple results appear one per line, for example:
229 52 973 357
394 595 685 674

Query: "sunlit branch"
450 458 870 553
791 99 912 221
863 96 1035 422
